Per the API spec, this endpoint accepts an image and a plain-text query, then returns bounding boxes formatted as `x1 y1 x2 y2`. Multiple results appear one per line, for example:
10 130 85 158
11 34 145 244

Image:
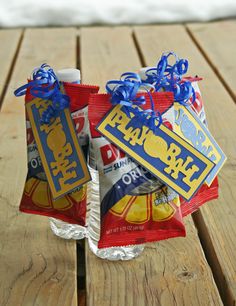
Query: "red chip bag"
180 177 219 217
20 83 99 224
88 92 186 248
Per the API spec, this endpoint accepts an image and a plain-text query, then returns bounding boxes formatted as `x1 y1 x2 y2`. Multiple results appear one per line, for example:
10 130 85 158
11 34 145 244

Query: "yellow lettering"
163 143 182 178
182 162 199 186
50 143 77 188
123 127 140 145
165 151 199 184
41 116 78 189
136 126 150 145
107 107 200 188
35 99 51 117
143 132 168 158
107 111 130 130
40 117 61 134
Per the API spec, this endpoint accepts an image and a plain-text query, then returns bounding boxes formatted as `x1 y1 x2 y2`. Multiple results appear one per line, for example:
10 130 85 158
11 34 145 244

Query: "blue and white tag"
174 104 226 186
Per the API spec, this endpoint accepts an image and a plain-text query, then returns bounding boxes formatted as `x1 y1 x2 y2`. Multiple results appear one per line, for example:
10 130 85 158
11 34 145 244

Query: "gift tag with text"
97 104 215 201
26 98 91 199
174 104 226 186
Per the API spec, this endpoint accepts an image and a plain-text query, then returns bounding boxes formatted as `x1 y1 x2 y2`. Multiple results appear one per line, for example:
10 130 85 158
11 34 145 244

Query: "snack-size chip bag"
88 92 186 248
139 51 219 217
19 80 99 225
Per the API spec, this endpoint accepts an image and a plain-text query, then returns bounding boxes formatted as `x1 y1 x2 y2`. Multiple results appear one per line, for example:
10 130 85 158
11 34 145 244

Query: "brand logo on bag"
97 105 215 200
26 98 91 199
100 144 126 166
174 104 226 185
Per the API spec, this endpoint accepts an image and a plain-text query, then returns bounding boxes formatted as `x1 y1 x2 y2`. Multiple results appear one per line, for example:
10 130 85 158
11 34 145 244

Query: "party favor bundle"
14 52 226 261
15 64 99 239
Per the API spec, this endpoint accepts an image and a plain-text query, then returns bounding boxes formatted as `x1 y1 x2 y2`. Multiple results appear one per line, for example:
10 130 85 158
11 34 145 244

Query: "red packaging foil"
88 92 186 248
20 83 99 224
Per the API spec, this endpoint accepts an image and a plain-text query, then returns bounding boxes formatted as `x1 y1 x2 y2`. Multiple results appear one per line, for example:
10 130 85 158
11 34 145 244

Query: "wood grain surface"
81 26 222 306
0 28 78 306
1 21 234 306
0 29 22 103
187 20 236 101
134 24 236 306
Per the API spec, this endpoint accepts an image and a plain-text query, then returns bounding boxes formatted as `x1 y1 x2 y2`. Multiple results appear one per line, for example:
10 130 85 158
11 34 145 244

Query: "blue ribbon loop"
106 72 162 133
14 63 69 124
145 52 195 106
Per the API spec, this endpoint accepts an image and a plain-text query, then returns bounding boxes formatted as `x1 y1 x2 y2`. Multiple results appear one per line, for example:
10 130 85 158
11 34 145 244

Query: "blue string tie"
145 52 196 106
14 63 69 124
106 72 162 133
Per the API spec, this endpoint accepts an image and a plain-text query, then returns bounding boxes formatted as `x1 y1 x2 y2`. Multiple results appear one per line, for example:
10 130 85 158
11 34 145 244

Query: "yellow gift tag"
26 98 91 199
97 104 215 201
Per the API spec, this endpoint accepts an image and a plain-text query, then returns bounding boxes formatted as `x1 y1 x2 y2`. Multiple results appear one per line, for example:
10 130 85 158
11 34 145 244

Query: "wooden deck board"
134 24 236 306
0 29 22 103
0 22 234 306
81 26 222 306
187 20 236 101
0 28 78 306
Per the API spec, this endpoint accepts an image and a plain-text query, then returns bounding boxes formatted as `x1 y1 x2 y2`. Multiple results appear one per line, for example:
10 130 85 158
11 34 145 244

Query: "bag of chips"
139 52 220 217
15 65 99 225
88 91 186 248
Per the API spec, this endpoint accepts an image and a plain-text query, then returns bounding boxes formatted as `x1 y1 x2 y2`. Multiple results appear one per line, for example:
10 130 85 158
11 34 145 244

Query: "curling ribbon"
145 52 196 105
106 72 162 132
14 63 69 124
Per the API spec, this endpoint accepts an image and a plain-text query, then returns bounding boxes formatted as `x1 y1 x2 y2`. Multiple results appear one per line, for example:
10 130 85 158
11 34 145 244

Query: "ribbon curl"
106 72 162 132
145 52 195 105
14 63 69 124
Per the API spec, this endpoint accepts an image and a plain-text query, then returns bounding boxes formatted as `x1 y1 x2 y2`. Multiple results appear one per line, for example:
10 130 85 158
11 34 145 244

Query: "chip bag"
16 66 99 225
139 52 219 217
88 91 186 248
180 177 218 217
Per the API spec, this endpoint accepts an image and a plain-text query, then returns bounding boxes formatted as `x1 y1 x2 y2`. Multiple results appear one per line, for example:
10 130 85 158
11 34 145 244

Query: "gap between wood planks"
0 26 227 306
132 23 236 306
183 22 230 302
185 24 236 105
76 30 87 306
0 25 225 306
132 25 227 304
184 23 235 306
0 28 78 306
80 26 222 306
0 30 24 109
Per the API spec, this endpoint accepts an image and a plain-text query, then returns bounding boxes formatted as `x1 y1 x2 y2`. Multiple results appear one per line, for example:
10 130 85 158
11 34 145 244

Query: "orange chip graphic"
110 187 178 224
23 177 86 211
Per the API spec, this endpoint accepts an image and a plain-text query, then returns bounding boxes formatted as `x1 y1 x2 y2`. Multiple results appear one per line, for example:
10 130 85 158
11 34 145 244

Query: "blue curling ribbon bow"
14 63 69 124
106 72 147 109
106 72 162 132
145 52 195 105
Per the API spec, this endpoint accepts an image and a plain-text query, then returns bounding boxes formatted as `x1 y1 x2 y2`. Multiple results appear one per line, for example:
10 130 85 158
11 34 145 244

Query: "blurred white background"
0 0 236 27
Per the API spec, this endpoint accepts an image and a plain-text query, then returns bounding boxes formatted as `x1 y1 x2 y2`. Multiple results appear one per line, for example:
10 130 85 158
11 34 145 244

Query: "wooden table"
0 20 235 306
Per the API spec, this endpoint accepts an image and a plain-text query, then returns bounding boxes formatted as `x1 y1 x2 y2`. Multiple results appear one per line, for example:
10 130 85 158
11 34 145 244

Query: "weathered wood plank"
81 26 222 306
0 29 22 102
81 27 141 90
134 24 236 306
187 20 236 101
0 28 78 306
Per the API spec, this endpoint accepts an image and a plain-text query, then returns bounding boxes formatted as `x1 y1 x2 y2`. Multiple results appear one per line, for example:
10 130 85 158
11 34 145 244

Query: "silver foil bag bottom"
49 217 87 240
87 166 145 261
